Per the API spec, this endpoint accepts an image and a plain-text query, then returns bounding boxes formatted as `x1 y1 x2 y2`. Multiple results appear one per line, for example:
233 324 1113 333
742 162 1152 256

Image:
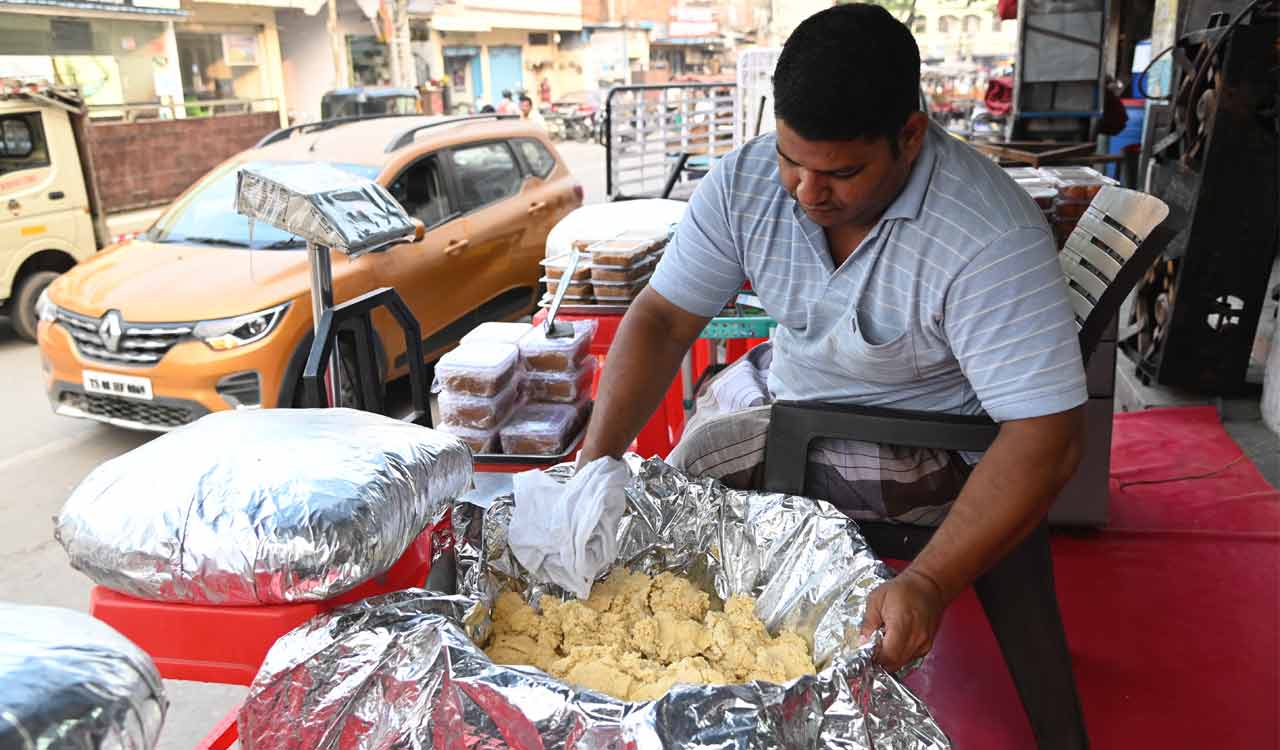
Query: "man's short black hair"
773 3 921 144
519 94 533 105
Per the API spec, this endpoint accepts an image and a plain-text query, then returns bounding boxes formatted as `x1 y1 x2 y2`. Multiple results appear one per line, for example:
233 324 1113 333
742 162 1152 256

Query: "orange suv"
36 114 581 430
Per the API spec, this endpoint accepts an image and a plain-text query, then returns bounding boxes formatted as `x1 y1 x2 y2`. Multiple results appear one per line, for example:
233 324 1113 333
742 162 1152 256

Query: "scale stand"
234 163 431 424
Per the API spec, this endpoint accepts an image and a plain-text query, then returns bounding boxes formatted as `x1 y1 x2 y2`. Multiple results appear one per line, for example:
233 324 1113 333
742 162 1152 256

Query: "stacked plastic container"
436 322 531 453
1004 166 1117 249
540 227 671 308
500 320 599 456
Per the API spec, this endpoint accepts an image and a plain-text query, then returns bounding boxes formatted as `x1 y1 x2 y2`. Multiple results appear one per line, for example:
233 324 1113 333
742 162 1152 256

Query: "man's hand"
859 568 948 672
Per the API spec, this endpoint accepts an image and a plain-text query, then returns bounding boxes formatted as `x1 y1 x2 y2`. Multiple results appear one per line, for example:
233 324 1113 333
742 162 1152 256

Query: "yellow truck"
0 80 109 340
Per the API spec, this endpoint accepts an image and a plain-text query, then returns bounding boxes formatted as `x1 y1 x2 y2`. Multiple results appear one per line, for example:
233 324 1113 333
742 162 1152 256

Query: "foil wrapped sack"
55 408 472 605
239 458 949 749
0 603 167 749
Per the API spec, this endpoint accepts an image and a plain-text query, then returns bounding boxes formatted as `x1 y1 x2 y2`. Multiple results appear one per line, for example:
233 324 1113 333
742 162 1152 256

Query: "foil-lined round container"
238 457 950 749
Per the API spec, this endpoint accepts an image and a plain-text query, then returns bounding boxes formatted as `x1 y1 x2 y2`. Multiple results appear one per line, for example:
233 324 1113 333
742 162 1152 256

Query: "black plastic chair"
762 186 1180 749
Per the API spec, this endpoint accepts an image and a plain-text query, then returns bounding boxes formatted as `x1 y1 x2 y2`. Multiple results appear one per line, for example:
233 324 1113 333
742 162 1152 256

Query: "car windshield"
146 160 382 250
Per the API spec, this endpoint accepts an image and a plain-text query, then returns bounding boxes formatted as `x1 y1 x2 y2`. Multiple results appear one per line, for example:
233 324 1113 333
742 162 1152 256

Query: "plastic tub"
592 257 657 283
438 422 500 454
542 254 592 281
439 378 522 430
588 239 654 267
519 319 597 372
1053 200 1091 220
460 322 533 347
593 274 652 301
499 402 581 455
544 277 594 297
611 227 671 255
1039 167 1118 202
436 342 519 397
1025 186 1058 211
525 355 597 403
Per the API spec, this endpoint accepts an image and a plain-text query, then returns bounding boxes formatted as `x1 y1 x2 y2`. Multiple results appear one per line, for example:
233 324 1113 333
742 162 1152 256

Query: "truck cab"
0 81 107 341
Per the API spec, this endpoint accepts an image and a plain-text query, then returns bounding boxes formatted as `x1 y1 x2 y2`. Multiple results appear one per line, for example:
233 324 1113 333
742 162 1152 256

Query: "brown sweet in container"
545 277 594 297
591 258 656 283
440 423 498 454
588 239 653 267
439 381 520 430
1053 200 1090 220
436 342 520 397
543 255 592 281
519 320 596 372
525 356 597 403
499 402 579 456
593 275 651 301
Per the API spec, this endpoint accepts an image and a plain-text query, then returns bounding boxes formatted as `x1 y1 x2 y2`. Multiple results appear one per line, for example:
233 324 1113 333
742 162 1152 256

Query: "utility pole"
328 0 347 88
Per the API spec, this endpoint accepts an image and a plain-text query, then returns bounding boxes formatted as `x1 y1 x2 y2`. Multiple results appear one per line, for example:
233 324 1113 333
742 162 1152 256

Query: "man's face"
775 113 928 228
520 99 532 115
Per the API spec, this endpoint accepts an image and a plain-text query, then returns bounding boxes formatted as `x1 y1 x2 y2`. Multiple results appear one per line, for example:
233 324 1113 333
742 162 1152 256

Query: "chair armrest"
762 401 999 495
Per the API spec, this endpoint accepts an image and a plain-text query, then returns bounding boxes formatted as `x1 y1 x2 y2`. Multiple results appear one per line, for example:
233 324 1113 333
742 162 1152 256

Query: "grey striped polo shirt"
649 122 1088 423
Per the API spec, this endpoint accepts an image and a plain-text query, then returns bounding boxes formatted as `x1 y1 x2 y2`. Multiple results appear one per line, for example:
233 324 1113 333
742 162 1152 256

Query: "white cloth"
509 458 629 599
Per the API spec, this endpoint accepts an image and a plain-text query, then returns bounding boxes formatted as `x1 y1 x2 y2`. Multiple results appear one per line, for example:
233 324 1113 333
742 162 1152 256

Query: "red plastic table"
90 524 437 749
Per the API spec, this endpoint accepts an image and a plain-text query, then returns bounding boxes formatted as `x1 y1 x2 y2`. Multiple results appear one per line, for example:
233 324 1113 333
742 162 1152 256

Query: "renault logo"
98 311 123 353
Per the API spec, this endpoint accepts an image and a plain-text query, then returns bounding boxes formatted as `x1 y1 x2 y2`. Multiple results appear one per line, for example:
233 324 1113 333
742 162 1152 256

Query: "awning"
0 0 187 16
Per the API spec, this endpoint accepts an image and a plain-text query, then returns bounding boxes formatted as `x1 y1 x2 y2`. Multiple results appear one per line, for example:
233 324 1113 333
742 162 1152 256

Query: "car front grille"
56 309 192 365
59 391 193 429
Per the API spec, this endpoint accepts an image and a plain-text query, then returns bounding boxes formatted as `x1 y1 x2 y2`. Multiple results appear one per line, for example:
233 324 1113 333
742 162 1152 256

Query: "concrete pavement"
0 141 608 748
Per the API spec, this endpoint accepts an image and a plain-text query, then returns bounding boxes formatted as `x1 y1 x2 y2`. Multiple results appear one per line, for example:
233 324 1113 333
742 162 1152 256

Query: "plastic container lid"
460 322 533 347
588 239 655 267
1038 166 1118 186
541 254 592 278
519 319 597 358
500 402 579 443
1003 167 1042 180
436 342 519 380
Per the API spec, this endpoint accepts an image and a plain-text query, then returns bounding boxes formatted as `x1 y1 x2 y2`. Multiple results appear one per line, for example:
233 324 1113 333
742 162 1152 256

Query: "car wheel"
291 346 383 410
10 270 59 342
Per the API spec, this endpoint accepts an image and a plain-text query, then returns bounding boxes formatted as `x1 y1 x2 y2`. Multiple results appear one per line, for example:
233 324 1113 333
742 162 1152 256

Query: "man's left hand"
859 568 948 672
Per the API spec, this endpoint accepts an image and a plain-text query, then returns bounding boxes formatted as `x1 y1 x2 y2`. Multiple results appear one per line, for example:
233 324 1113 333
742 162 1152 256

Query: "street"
0 140 608 747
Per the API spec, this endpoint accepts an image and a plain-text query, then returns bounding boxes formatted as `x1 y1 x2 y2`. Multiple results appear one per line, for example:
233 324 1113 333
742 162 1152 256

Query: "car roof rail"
255 112 423 149
384 114 519 152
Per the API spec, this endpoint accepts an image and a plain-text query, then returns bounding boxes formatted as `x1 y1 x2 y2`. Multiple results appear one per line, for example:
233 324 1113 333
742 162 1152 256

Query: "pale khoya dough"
484 568 815 701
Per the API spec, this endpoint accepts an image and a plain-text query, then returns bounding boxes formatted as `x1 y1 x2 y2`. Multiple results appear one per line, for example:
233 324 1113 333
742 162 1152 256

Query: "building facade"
423 0 583 110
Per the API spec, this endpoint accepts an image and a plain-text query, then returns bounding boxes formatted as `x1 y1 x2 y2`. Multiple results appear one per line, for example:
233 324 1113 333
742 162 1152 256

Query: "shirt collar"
879 121 941 223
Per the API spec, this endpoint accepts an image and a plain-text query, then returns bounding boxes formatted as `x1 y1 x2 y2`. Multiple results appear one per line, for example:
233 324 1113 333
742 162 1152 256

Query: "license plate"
83 370 154 401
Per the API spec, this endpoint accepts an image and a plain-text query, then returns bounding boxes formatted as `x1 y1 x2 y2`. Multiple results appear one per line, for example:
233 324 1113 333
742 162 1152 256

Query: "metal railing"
88 97 280 122
605 83 737 200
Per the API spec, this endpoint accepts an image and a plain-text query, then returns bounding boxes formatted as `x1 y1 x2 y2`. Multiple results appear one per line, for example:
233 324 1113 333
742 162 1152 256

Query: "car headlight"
36 288 58 323
192 303 289 351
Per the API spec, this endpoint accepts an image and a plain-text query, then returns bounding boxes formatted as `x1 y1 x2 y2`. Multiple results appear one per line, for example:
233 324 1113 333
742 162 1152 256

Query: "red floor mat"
902 406 1280 748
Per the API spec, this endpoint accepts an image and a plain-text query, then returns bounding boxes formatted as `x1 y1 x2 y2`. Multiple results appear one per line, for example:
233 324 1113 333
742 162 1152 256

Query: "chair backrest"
1059 186 1179 364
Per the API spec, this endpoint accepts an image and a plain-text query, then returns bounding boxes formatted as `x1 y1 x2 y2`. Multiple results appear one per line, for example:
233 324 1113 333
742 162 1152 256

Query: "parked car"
320 87 421 119
36 114 582 431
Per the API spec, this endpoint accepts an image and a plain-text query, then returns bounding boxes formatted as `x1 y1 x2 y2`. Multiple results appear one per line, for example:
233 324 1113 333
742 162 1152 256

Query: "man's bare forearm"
906 407 1086 602
579 288 710 462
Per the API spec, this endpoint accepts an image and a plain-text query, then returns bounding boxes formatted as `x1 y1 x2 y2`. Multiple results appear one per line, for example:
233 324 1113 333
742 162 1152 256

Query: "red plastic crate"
90 525 433 686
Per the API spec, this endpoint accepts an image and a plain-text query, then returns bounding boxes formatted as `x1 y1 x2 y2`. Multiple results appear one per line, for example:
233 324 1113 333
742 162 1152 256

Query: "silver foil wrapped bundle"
0 603 167 749
239 458 949 748
55 408 472 605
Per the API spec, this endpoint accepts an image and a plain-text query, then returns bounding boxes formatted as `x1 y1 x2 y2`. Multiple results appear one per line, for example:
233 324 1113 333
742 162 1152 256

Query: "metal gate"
604 83 736 200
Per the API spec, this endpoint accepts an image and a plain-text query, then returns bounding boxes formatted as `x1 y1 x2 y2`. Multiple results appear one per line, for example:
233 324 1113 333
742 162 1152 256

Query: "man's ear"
899 111 930 159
